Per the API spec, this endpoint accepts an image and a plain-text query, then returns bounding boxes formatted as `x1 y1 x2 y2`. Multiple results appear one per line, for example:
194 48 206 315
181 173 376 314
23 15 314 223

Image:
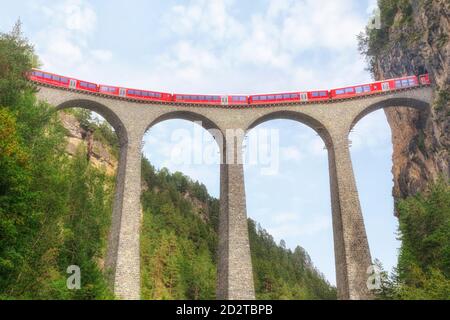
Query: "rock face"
59 112 118 176
371 0 449 202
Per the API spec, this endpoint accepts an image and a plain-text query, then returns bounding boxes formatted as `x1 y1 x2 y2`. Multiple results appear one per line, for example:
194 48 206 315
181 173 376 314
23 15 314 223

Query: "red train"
28 69 431 106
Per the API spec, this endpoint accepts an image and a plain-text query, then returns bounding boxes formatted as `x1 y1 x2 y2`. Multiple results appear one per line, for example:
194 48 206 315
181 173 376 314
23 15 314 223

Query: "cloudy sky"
0 0 401 286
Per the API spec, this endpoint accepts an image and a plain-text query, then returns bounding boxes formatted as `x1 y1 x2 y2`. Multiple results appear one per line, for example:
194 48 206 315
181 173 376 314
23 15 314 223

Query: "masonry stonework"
36 85 433 300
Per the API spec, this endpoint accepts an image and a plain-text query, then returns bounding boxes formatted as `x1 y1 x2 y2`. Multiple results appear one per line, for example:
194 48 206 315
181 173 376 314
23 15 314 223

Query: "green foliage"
248 219 337 300
397 180 450 279
0 23 114 299
141 158 217 300
0 20 38 107
358 0 416 75
375 180 450 300
1 21 336 301
140 158 336 300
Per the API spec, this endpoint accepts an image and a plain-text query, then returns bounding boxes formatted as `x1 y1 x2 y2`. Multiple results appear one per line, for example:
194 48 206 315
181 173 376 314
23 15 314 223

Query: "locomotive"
29 69 431 106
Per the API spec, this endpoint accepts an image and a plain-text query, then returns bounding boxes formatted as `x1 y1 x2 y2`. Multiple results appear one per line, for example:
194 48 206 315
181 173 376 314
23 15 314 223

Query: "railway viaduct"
35 84 433 300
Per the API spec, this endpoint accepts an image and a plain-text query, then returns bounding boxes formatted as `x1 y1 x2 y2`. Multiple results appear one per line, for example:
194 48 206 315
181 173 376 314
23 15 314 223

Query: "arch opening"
244 115 337 300
348 102 430 281
51 101 123 299
140 117 221 300
56 99 128 147
350 97 431 133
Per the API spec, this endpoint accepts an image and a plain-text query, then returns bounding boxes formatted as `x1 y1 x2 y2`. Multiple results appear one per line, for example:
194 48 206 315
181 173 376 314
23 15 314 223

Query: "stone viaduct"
35 83 433 300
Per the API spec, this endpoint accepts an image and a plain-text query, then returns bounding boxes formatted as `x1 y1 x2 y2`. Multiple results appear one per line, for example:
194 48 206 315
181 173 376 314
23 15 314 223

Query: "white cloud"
63 0 97 33
35 0 112 78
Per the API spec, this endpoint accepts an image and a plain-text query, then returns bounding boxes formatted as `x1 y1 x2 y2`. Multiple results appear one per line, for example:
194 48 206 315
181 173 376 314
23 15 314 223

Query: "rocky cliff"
59 111 118 176
361 0 449 202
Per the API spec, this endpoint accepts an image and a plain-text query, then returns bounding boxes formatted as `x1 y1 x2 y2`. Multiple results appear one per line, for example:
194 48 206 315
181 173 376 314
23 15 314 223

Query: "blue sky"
0 0 401 286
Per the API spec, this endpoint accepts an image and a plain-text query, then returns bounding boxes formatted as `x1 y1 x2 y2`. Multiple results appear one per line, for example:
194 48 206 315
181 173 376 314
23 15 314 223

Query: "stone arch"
247 110 334 148
55 99 128 147
349 97 431 134
148 110 221 132
146 110 225 156
54 98 130 293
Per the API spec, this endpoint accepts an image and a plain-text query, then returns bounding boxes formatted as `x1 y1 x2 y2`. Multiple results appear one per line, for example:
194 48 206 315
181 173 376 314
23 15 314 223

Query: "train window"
345 88 354 93
253 96 259 101
261 96 268 100
80 82 87 87
336 89 345 95
408 79 416 86
36 71 43 77
60 77 69 84
52 75 59 81
283 94 290 99
363 85 371 92
240 96 246 101
291 94 299 99
267 95 274 100
395 80 401 88
214 96 220 101
89 84 96 89
276 95 283 100
320 91 327 97
312 92 319 97
355 87 363 94
402 80 408 87
44 73 52 79
232 96 239 101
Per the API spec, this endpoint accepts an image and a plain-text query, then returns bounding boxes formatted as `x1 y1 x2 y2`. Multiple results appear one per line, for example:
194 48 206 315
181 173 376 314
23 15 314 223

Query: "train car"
388 75 419 91
99 85 122 97
77 80 99 93
29 69 71 89
330 75 420 100
30 69 99 93
227 95 249 105
307 90 330 101
173 94 247 105
126 88 172 102
419 74 430 85
249 92 302 105
330 82 380 99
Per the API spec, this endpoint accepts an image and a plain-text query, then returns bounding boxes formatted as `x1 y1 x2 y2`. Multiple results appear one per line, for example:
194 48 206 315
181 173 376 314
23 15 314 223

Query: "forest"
1 17 448 300
0 24 336 300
